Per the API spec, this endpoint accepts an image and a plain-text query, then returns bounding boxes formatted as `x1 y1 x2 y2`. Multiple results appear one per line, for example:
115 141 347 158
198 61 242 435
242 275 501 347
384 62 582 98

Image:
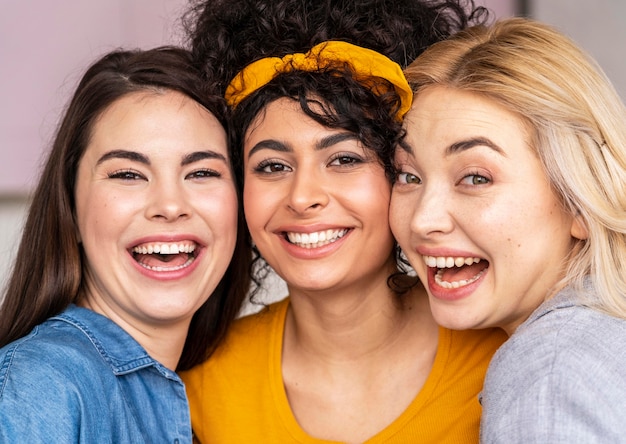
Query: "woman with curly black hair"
180 1 505 442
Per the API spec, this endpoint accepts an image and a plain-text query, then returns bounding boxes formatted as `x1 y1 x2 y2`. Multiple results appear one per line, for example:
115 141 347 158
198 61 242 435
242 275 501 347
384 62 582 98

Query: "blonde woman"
391 17 626 442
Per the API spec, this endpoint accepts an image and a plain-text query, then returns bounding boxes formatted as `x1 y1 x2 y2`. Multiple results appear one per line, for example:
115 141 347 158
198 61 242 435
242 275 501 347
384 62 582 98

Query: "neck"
78 297 187 371
135 327 187 371
285 275 418 360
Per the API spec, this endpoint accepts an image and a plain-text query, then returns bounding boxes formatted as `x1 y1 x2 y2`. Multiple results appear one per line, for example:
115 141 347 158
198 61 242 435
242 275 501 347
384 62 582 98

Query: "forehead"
86 90 227 157
404 86 529 148
244 97 335 144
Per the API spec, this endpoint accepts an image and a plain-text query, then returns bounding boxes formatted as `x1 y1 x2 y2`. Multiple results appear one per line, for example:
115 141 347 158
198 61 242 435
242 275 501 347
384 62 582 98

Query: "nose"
145 180 191 222
287 167 329 214
409 185 454 238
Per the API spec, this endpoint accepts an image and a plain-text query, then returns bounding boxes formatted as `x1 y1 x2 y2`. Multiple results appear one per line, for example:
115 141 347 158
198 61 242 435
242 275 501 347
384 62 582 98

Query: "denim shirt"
0 305 192 443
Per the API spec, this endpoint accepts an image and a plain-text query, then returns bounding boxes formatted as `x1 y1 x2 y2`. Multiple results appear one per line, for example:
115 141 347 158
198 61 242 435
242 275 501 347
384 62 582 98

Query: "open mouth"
131 241 198 272
424 255 489 289
284 229 349 249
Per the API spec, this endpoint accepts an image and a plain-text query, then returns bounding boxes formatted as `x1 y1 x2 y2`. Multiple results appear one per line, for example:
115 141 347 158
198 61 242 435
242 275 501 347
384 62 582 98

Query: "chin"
430 306 486 331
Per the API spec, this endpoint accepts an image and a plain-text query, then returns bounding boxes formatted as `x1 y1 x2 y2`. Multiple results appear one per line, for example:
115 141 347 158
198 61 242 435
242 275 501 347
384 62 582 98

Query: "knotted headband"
224 40 413 119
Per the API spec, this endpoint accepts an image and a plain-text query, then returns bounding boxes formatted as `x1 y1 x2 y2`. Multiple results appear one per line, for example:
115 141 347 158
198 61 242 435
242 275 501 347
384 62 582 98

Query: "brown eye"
396 172 420 185
460 174 490 186
186 169 220 179
254 160 292 174
108 170 145 181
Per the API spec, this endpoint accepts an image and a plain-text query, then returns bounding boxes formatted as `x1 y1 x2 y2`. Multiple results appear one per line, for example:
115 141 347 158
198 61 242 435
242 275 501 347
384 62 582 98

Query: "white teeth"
136 256 195 272
423 256 481 268
434 267 486 289
286 229 348 249
423 255 486 289
132 242 196 255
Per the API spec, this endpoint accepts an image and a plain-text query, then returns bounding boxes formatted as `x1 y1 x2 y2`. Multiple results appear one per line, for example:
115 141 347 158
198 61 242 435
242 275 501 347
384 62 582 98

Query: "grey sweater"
480 284 626 443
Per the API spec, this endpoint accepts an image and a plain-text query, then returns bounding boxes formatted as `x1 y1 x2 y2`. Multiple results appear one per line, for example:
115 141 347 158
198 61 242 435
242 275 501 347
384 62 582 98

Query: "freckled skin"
390 86 583 334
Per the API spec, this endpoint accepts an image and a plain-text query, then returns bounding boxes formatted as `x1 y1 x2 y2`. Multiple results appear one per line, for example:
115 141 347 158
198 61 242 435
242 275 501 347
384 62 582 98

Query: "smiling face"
243 98 396 293
74 90 237 333
390 86 585 334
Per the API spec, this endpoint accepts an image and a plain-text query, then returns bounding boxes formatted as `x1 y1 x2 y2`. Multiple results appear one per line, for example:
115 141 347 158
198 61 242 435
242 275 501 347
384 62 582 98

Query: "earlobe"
571 214 589 240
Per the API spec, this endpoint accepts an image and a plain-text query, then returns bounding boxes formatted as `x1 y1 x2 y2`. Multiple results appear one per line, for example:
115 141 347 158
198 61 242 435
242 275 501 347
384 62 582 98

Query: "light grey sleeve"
480 329 626 444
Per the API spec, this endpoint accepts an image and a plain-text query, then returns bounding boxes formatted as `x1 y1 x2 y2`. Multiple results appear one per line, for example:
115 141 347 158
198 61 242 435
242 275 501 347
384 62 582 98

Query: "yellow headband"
224 40 413 119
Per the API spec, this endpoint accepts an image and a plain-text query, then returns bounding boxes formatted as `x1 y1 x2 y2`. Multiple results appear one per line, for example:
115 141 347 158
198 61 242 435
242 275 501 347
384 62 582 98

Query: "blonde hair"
404 17 626 318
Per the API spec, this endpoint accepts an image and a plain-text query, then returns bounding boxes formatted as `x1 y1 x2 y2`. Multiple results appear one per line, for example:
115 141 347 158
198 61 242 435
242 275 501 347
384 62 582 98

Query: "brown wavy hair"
0 46 251 371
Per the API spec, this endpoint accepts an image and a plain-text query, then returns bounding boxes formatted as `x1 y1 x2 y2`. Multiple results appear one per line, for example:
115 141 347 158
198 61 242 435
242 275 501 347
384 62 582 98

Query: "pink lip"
127 233 206 281
415 246 488 302
425 266 485 301
275 225 352 260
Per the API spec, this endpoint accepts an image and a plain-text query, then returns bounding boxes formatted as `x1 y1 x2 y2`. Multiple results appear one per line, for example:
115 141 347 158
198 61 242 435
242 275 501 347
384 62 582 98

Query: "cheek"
75 187 121 244
243 180 279 229
475 194 559 261
201 187 239 237
389 191 411 239
349 173 392 213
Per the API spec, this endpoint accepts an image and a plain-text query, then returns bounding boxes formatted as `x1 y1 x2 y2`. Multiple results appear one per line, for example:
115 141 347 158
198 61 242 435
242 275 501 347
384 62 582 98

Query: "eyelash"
107 169 144 181
395 171 420 185
328 152 364 167
107 168 221 181
253 159 291 175
459 171 491 186
394 170 491 188
186 169 221 179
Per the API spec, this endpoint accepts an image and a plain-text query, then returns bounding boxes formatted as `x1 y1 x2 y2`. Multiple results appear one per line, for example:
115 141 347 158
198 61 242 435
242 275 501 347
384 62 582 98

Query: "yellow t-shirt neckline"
266 298 452 443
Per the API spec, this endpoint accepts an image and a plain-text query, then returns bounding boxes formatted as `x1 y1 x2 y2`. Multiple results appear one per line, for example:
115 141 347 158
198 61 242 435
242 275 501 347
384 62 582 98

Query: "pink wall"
0 0 188 195
477 0 519 18
0 0 518 195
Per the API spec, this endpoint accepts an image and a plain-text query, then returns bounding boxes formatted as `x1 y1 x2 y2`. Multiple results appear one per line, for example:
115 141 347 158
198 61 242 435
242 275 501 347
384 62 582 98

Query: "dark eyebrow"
96 150 150 166
398 138 414 154
446 137 505 157
96 149 227 167
247 140 289 159
181 150 228 166
315 132 358 150
247 132 359 159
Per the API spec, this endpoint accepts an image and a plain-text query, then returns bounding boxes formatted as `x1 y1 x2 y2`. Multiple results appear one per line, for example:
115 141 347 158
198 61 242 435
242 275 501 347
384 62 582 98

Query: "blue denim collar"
51 305 173 377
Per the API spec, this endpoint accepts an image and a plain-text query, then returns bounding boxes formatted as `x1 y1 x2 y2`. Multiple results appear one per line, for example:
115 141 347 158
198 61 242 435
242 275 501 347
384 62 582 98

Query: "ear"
570 214 589 240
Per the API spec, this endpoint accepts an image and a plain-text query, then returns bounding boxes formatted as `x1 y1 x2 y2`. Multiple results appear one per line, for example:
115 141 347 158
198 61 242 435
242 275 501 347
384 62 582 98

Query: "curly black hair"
182 0 489 298
184 0 489 95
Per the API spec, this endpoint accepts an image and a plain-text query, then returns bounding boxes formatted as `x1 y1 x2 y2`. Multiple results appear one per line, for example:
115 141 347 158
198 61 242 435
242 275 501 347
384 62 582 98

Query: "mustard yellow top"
181 297 506 444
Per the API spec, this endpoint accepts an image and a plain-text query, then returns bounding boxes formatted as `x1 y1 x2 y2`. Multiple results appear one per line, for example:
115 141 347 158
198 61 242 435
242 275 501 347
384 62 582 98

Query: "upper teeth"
423 256 481 268
286 229 348 248
132 242 196 255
